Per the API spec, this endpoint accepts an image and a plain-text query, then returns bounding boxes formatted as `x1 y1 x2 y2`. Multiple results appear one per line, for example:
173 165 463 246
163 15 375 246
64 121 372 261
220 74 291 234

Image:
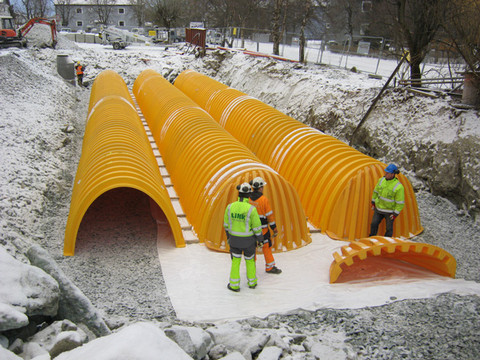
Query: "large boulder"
26 245 110 337
0 246 59 329
0 346 23 360
165 325 213 359
0 303 29 332
55 322 192 359
207 322 270 360
26 319 88 358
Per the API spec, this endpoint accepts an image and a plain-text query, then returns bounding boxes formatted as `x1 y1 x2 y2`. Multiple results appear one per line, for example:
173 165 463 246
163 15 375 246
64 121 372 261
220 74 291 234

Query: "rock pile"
0 243 353 360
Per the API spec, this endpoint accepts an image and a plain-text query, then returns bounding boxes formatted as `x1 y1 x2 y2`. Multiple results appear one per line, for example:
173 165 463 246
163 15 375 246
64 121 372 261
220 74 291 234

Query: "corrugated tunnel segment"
133 69 311 253
174 70 423 241
64 70 185 256
329 236 457 283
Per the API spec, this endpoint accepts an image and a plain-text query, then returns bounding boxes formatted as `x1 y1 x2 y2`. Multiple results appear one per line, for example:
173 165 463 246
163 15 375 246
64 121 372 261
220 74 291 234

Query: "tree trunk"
299 31 305 62
410 58 422 87
272 0 282 55
299 0 312 63
279 0 288 55
241 28 245 48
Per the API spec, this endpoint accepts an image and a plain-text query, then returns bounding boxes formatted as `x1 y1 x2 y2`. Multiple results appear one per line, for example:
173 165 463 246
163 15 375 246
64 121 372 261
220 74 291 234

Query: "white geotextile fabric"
157 231 480 322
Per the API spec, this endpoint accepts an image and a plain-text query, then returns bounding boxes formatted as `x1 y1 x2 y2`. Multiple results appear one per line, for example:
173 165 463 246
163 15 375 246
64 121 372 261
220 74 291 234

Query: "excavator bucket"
329 236 456 283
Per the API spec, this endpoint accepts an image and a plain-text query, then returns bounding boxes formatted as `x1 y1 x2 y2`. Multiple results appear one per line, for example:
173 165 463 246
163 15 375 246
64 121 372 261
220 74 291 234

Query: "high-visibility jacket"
372 177 405 215
224 197 263 249
249 191 277 236
76 65 84 76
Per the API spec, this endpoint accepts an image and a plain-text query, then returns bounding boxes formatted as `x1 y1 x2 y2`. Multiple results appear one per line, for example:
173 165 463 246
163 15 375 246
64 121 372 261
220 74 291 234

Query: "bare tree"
21 0 49 18
324 0 361 40
271 0 286 55
91 0 116 25
299 0 314 63
205 0 234 27
180 0 210 27
231 0 262 47
390 0 447 84
21 0 34 18
129 0 146 27
55 0 73 26
152 0 181 41
445 0 480 73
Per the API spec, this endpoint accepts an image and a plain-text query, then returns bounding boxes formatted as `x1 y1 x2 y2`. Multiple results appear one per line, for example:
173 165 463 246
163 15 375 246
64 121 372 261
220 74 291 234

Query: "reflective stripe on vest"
228 205 256 237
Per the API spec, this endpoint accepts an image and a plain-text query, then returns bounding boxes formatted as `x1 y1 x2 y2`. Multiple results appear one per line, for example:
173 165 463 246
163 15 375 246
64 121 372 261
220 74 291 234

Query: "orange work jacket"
249 191 277 236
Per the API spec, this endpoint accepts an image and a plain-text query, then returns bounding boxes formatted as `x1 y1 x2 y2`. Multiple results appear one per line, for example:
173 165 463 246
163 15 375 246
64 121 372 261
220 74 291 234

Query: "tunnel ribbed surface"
330 236 457 283
133 69 310 252
174 70 423 241
64 70 185 256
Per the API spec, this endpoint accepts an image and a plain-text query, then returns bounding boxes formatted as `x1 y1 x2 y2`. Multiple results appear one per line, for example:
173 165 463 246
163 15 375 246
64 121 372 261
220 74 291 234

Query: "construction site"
1 18 480 360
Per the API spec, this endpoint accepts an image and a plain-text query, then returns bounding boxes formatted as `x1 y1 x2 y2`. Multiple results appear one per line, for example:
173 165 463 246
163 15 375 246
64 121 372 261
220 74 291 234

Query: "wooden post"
349 53 408 146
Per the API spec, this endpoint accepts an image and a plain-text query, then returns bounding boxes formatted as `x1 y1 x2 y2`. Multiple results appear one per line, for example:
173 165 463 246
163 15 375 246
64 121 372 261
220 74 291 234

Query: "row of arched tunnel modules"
63 69 456 283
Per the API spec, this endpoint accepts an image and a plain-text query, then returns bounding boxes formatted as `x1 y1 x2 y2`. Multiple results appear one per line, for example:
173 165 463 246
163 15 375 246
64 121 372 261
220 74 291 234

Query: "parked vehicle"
206 30 223 45
99 26 128 49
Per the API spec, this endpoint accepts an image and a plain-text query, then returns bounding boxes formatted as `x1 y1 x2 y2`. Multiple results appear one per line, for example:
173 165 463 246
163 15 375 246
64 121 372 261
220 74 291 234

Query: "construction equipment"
99 26 153 50
0 0 26 48
99 26 128 49
19 17 57 48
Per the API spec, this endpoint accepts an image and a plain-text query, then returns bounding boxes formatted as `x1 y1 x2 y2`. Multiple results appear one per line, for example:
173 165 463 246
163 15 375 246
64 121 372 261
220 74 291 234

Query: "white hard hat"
250 177 267 189
237 182 252 193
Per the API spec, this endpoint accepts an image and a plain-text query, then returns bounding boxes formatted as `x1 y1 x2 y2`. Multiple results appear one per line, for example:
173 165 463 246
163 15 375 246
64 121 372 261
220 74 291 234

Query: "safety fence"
133 70 311 253
209 27 465 83
63 70 185 256
174 70 423 242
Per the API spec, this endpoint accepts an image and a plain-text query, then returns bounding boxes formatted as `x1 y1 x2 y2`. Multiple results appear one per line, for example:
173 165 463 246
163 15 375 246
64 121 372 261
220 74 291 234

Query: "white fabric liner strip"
156 228 480 322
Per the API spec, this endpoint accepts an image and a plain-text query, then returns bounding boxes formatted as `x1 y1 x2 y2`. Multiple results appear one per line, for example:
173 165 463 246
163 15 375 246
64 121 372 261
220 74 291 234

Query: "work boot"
249 283 257 289
227 283 240 292
266 266 282 274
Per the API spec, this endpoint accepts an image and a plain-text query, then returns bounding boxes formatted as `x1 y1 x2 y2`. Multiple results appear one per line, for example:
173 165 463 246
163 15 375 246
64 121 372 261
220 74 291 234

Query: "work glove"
370 201 375 210
273 231 278 237
390 214 398 220
257 239 264 248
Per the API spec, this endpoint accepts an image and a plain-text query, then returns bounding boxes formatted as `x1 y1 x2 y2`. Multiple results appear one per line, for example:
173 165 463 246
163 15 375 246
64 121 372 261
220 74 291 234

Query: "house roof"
53 0 133 5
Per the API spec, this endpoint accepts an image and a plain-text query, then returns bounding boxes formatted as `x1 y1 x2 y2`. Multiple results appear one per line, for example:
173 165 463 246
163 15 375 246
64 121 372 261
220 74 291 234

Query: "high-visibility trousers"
229 245 257 289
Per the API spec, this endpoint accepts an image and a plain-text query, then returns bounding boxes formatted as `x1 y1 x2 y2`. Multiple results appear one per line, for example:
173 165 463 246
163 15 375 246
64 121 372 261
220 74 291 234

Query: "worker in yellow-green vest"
369 164 405 237
224 182 263 292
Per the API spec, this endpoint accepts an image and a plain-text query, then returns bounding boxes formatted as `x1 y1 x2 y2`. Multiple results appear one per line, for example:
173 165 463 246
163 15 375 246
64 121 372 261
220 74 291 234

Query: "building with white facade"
54 0 139 32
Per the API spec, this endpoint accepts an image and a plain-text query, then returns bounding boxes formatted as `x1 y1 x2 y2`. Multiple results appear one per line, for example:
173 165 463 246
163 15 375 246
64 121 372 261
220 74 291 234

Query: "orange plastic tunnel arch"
174 70 423 241
133 69 311 253
64 70 185 256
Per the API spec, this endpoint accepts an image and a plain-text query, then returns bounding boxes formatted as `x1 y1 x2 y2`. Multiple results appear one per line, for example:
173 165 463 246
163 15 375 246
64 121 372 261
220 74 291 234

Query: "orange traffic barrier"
64 70 185 256
133 69 310 252
329 236 457 283
174 70 423 241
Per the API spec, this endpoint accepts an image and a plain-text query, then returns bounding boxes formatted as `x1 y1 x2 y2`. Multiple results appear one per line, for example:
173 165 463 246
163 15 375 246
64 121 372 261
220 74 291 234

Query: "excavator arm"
19 17 57 47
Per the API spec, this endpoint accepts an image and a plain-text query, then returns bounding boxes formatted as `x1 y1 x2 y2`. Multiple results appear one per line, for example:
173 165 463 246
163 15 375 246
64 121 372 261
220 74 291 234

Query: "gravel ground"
10 46 478 358
41 135 480 358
